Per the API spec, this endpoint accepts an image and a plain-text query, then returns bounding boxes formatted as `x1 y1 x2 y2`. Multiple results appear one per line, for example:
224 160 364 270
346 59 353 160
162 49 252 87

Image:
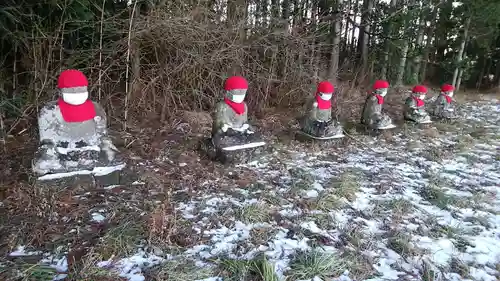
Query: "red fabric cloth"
224 97 245 115
317 81 334 93
315 95 331 110
58 69 88 88
444 95 452 103
224 76 248 91
58 98 96 122
374 94 384 104
412 85 428 93
373 80 389 90
315 81 334 110
441 84 454 92
412 97 425 107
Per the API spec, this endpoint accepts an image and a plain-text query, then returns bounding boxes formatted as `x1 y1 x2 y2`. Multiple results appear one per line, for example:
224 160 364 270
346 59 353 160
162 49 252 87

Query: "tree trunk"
452 17 471 87
350 0 358 56
456 68 463 92
357 0 373 75
310 0 319 80
282 0 290 33
343 0 351 50
271 0 279 28
329 0 343 83
395 0 415 86
411 3 425 84
420 0 441 83
227 0 247 74
381 0 397 80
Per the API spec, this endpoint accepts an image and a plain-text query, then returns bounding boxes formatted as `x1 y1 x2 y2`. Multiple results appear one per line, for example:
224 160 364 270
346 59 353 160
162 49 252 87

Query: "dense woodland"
1 0 500 124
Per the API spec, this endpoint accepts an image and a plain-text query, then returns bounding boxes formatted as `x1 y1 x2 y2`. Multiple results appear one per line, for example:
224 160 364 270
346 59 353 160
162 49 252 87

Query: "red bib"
58 98 96 122
224 98 245 115
412 97 425 107
444 95 452 103
315 95 331 110
374 94 384 104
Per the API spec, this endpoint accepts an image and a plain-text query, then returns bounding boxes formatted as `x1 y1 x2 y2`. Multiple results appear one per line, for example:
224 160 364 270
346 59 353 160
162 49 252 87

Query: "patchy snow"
9 245 43 257
37 163 125 180
91 212 106 223
97 251 165 281
11 99 500 280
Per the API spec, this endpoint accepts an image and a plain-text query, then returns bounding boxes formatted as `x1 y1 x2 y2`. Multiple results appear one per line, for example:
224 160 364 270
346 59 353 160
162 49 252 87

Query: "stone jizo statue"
432 84 457 120
33 69 119 176
299 81 344 139
403 85 432 124
360 80 396 130
210 76 264 152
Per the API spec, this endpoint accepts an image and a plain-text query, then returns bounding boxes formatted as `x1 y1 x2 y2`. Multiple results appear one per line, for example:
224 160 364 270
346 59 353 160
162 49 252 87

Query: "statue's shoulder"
39 100 59 117
216 101 230 111
306 97 317 108
91 101 107 116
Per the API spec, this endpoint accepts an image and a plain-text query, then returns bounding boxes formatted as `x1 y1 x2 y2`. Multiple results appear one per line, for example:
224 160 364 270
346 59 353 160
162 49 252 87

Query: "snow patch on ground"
11 99 500 280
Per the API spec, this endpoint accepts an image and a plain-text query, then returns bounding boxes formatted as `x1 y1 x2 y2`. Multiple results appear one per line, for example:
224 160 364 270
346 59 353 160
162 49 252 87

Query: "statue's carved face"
413 92 426 100
227 89 247 103
63 91 88 105
60 86 89 105
318 92 333 101
376 88 388 97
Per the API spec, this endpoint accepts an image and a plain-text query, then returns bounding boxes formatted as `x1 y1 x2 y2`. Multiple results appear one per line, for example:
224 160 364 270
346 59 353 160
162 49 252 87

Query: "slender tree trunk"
270 0 279 28
357 0 373 75
456 68 463 92
344 0 351 49
310 0 319 80
227 0 247 74
282 0 290 33
411 2 425 83
452 17 471 87
329 0 343 83
381 0 397 80
395 0 415 86
350 0 358 56
420 0 441 83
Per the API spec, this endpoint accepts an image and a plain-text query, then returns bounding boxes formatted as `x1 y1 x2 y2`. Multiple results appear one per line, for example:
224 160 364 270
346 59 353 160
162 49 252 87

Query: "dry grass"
235 203 271 224
373 198 415 222
154 259 214 281
329 172 361 201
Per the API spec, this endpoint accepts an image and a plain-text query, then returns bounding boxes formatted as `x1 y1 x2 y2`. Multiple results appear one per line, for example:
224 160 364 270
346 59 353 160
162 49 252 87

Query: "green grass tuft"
286 249 346 280
235 203 271 224
218 255 279 281
330 172 361 201
155 259 214 281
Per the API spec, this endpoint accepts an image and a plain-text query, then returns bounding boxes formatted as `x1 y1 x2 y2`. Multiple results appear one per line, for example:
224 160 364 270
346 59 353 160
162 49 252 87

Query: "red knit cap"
317 81 334 93
224 76 248 91
412 85 428 93
373 80 389 90
58 69 88 89
441 84 454 92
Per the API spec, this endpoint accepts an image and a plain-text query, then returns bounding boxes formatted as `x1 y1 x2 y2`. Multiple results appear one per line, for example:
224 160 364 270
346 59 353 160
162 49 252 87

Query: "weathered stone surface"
361 95 394 129
35 173 94 189
432 94 457 120
300 81 343 138
94 170 121 187
403 97 431 123
33 101 122 176
206 76 266 163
